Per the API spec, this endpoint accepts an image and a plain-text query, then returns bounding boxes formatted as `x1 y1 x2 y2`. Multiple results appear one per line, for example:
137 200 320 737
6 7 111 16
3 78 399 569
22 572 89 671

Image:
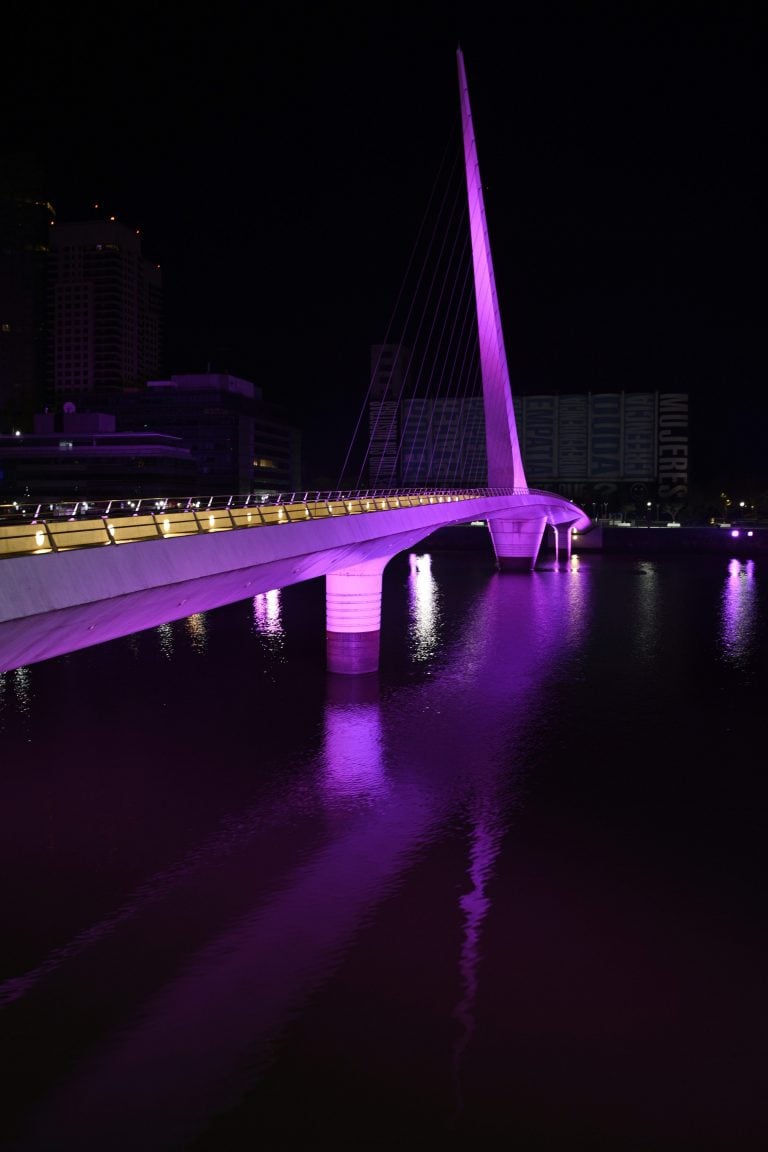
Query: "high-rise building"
368 344 408 486
47 218 163 397
1 204 304 498
510 391 689 513
0 156 52 426
367 343 486 488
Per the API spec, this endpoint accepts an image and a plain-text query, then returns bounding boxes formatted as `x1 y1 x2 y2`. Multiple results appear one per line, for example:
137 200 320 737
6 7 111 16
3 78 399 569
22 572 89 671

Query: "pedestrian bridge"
0 49 590 674
0 486 588 674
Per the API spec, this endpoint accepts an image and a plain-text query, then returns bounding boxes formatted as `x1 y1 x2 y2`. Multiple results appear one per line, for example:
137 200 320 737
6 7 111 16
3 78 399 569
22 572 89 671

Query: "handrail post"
43 521 59 552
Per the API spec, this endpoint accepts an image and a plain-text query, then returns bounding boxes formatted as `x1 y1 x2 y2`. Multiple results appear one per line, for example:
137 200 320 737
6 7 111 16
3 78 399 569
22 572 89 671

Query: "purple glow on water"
452 803 505 1113
2 553 767 1148
720 558 757 666
322 697 387 803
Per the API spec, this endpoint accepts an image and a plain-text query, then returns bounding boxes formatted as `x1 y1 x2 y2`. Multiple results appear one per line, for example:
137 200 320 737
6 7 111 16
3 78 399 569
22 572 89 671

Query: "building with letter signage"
514 391 689 515
367 347 688 515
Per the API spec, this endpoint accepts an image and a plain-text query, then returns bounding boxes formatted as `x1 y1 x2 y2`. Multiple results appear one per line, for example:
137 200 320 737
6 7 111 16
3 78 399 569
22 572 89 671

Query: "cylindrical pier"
326 561 388 675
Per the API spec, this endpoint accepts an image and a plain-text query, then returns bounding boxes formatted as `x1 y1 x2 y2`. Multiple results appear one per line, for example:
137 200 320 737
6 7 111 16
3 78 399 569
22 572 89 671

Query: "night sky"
4 1 766 490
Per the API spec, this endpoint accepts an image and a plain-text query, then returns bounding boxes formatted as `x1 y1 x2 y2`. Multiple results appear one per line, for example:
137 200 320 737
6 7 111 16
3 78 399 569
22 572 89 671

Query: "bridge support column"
326 558 390 675
555 520 578 563
550 522 574 563
487 515 547 573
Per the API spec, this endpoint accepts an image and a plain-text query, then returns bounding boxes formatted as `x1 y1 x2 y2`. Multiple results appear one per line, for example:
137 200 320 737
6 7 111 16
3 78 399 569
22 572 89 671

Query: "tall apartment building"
512 391 689 511
367 343 487 488
47 218 163 397
0 207 306 500
0 156 52 425
368 344 407 486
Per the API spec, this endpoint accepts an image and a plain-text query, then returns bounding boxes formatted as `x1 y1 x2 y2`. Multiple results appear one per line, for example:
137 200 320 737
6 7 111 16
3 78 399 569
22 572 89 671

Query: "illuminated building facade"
368 345 688 513
513 391 689 513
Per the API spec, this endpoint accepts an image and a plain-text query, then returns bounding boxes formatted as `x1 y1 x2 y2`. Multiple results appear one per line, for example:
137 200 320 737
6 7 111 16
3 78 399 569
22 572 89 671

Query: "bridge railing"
0 486 571 560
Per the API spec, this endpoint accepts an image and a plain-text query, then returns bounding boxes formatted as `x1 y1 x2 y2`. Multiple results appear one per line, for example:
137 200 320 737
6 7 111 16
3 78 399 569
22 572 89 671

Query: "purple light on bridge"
457 48 527 491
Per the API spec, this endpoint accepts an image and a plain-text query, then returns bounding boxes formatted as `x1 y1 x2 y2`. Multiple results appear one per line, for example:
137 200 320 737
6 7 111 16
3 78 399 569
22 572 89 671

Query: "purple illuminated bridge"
0 51 588 676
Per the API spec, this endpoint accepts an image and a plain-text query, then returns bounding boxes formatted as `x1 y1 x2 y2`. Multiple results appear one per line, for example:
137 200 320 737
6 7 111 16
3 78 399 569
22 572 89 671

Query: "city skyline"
3 2 766 487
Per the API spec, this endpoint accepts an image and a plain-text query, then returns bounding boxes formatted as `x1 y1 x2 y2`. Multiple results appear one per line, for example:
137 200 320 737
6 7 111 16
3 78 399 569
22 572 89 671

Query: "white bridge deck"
0 488 589 672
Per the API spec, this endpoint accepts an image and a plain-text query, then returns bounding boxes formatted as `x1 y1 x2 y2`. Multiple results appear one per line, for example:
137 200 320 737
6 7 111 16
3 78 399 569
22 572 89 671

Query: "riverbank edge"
419 522 768 557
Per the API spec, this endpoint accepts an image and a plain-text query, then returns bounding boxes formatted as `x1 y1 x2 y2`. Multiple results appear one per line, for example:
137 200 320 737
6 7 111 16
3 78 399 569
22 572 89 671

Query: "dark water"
1 545 766 1151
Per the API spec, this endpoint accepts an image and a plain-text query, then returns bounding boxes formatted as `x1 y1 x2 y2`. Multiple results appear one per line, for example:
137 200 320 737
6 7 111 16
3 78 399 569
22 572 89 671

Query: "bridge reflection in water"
3 549 765 1148
0 547 590 1150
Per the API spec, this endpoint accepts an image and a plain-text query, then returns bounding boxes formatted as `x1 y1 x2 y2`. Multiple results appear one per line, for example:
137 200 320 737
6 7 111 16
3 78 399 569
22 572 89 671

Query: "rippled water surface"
1 547 766 1150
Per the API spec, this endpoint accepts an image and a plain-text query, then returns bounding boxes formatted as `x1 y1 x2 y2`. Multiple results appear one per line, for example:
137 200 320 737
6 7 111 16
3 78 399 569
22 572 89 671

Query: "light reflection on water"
452 800 505 1115
322 680 388 805
2 554 579 1150
631 560 661 665
0 666 33 727
408 551 441 662
564 554 591 650
13 666 33 714
1 552 767 1149
720 557 757 668
156 622 174 660
251 589 286 667
184 613 208 655
252 588 283 636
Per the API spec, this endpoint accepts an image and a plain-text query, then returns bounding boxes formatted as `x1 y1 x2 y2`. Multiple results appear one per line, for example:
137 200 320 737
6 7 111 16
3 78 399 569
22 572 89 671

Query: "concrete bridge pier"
563 522 577 562
487 514 548 573
326 557 391 675
551 520 577 564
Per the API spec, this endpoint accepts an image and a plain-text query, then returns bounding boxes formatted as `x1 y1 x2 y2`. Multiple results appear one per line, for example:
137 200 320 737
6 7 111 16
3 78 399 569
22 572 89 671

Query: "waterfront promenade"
571 523 768 555
417 521 768 557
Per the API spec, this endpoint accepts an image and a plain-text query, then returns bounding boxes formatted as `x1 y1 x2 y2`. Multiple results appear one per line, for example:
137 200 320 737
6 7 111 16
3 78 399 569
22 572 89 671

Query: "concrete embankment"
572 524 768 556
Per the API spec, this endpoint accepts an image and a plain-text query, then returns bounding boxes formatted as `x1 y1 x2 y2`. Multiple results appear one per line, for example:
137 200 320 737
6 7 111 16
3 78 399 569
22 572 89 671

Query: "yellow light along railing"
0 487 538 561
